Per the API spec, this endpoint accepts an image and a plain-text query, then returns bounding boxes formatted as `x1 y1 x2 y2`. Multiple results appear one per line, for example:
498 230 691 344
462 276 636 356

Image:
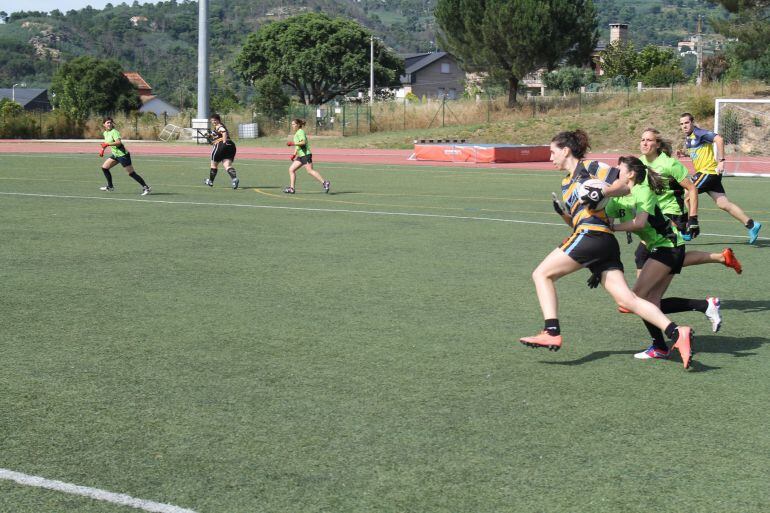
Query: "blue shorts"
109 153 132 167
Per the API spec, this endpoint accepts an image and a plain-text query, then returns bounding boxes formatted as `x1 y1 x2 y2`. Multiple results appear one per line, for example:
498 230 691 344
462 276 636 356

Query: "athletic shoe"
99 185 114 192
323 180 331 193
748 222 762 244
634 345 670 360
705 296 722 333
204 178 214 187
519 331 562 351
721 248 742 274
141 186 152 196
617 306 631 314
231 177 239 190
283 186 295 194
672 326 694 369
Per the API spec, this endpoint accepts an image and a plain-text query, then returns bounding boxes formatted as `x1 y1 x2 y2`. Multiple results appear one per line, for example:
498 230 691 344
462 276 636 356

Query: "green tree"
252 75 290 119
434 0 598 106
542 66 594 94
235 13 403 105
709 0 770 81
600 40 639 80
0 98 24 118
50 56 140 121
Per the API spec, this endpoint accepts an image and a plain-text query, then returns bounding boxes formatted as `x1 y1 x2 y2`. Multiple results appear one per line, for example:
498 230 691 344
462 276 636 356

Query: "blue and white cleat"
748 222 762 244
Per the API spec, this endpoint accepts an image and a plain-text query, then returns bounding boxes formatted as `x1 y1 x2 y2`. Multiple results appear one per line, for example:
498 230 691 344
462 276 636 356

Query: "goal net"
714 98 770 177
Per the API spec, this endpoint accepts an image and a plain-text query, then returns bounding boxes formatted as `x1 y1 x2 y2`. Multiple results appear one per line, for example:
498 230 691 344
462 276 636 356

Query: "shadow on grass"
539 335 768 372
723 299 770 313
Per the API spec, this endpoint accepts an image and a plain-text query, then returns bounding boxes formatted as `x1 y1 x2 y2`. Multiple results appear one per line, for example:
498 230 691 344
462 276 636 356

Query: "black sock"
128 172 147 187
664 322 679 342
101 168 113 188
661 297 707 314
544 318 560 336
643 321 668 351
226 167 237 179
746 219 755 229
209 168 218 181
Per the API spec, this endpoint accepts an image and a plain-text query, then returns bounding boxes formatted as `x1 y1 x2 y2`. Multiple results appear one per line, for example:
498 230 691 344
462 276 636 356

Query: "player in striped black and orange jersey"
519 130 694 368
679 113 762 243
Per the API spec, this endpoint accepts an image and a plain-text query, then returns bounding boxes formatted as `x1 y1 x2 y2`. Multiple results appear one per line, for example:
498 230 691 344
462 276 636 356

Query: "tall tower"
609 23 629 44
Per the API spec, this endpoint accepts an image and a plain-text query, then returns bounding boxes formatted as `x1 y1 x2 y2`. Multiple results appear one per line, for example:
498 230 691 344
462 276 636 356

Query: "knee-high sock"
101 168 113 187
661 297 707 314
128 171 147 187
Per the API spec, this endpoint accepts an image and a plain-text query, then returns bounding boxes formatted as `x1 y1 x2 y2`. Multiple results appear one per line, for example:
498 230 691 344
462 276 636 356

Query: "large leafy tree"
235 13 404 105
50 56 140 121
434 0 598 106
601 42 685 85
709 0 770 81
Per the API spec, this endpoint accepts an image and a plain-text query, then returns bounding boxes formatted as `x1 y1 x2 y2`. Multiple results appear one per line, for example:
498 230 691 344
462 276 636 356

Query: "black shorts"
560 230 624 275
297 154 313 166
691 172 725 194
635 242 685 274
211 141 236 163
109 153 132 167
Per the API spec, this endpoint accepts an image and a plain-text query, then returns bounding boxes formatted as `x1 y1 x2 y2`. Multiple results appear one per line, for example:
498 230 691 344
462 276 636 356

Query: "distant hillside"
0 0 728 104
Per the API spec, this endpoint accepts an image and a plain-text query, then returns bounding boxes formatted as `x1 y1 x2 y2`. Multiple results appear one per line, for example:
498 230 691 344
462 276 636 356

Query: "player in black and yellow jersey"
204 114 239 189
519 130 694 368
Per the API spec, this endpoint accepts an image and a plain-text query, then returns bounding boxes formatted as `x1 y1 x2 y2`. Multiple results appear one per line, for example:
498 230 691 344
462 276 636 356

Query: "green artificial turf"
1 154 769 512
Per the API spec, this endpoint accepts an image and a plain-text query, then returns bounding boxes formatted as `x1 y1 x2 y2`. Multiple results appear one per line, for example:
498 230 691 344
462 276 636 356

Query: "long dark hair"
618 155 665 195
292 118 306 128
551 129 590 159
643 127 673 157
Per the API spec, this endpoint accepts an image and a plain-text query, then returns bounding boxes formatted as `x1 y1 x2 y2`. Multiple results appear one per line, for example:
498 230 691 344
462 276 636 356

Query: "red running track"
1 140 768 175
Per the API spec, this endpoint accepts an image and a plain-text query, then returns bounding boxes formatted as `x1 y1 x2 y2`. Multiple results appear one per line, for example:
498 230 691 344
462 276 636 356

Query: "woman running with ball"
519 130 694 369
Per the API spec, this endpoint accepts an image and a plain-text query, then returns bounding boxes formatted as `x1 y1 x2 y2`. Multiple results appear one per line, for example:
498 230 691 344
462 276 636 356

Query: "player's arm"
714 134 726 173
218 126 228 144
680 177 698 217
551 192 572 226
612 210 649 232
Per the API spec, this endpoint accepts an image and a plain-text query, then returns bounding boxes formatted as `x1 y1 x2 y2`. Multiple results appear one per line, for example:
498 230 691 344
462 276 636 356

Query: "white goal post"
714 98 770 177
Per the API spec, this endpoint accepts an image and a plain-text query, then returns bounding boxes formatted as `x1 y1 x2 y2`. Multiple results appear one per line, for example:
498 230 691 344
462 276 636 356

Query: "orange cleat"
722 248 742 274
672 326 694 369
617 306 631 314
519 331 562 351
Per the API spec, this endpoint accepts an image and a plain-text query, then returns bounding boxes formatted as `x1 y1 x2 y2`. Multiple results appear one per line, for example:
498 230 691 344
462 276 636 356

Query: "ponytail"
618 155 665 195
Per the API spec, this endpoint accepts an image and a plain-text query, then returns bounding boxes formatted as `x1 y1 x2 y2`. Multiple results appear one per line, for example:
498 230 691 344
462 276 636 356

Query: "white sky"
2 0 159 14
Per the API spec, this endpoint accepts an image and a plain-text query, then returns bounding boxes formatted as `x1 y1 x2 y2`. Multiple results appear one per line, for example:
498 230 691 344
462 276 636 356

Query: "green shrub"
688 94 715 119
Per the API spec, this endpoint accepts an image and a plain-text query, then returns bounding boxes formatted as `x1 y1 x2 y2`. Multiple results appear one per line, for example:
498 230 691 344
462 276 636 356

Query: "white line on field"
0 191 765 241
0 468 197 513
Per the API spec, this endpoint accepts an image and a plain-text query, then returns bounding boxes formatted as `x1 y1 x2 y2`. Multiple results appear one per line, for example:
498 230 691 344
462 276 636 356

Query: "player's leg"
206 158 219 187
100 158 118 191
709 191 751 226
602 270 693 368
122 158 150 195
519 248 582 350
632 260 675 357
284 160 302 193
223 158 238 189
683 248 742 274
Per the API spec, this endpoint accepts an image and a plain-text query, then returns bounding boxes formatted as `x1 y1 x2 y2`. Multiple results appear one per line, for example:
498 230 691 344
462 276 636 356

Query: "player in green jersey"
99 117 151 195
283 119 330 194
638 128 741 273
607 157 721 363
